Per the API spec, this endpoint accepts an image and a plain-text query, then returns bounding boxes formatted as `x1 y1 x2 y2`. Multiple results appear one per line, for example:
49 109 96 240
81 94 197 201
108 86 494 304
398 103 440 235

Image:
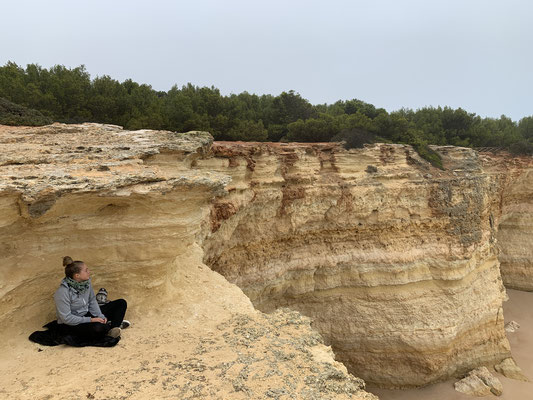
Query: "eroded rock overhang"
0 124 226 333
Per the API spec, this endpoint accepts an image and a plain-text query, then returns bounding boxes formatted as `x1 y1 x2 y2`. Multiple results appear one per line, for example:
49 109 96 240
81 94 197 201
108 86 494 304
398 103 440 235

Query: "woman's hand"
91 317 107 324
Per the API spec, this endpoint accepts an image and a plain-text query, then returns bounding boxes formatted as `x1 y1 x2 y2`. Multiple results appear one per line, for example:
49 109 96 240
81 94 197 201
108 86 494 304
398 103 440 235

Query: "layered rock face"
1 123 523 391
200 143 511 388
485 154 533 291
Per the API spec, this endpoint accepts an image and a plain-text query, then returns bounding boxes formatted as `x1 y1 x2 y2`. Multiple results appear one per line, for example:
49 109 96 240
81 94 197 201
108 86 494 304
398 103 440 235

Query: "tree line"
1 61 532 160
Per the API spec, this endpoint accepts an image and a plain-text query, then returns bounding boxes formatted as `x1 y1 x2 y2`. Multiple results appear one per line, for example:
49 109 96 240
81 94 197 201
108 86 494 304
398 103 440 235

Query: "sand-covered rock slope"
0 243 376 400
1 123 531 394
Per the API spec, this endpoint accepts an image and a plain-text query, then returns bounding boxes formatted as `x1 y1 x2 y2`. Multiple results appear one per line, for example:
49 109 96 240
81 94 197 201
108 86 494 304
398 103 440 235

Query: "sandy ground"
0 255 374 400
368 289 533 399
0 311 374 400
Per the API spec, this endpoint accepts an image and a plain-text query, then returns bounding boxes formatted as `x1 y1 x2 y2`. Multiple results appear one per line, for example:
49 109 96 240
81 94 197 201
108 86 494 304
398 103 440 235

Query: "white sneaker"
120 320 131 329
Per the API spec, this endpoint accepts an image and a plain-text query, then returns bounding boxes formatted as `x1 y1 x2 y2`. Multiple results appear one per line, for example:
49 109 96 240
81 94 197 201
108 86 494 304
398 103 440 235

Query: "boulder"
504 321 520 333
455 374 492 396
454 367 503 396
495 358 529 382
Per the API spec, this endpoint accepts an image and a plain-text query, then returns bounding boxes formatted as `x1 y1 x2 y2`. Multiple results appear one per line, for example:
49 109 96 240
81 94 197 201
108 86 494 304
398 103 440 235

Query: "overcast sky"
1 0 531 120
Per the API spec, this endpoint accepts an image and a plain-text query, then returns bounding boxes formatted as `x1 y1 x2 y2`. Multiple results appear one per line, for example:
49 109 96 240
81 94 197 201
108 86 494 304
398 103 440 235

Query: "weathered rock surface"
480 152 533 291
455 374 493 397
3 123 531 391
504 320 520 333
454 367 503 396
494 357 530 382
201 142 511 387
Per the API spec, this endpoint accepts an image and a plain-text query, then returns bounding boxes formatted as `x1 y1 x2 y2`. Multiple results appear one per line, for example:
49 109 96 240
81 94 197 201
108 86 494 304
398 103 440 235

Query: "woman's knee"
115 298 127 310
91 322 109 336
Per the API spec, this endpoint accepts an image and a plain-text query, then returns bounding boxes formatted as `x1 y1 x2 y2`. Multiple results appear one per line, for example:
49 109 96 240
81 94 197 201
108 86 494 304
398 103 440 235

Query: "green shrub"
330 128 375 149
0 97 52 126
412 142 444 170
509 140 533 156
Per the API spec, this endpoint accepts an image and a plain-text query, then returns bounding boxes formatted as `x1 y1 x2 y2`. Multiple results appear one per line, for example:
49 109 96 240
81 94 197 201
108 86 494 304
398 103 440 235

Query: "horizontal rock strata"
454 367 503 396
481 154 533 291
201 142 512 388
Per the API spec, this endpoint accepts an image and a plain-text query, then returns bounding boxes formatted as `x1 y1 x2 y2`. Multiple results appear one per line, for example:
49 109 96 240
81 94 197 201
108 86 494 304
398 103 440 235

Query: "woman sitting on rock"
54 256 128 340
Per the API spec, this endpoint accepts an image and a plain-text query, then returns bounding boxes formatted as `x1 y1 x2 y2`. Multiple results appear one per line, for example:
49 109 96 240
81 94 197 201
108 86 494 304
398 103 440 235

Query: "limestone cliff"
0 123 528 393
481 153 533 291
199 142 511 388
0 123 376 400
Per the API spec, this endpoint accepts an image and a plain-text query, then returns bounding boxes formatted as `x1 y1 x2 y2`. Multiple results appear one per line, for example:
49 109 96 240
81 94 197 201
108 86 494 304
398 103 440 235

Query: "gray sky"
1 0 531 120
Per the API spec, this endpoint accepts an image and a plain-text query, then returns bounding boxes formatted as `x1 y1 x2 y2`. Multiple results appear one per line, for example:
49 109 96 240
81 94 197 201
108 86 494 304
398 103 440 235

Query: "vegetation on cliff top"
0 97 52 126
1 62 532 160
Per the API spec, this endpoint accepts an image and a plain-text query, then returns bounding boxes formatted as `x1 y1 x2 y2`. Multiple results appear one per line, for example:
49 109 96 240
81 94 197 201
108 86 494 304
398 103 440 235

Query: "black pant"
59 299 127 339
101 299 127 328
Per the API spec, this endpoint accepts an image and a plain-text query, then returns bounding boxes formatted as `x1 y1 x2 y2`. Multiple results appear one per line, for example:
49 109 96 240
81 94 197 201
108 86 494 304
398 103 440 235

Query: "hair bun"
63 256 74 266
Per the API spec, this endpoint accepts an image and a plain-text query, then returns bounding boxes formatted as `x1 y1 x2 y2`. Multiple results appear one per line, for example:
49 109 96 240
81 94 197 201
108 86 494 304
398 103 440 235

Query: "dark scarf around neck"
65 277 90 293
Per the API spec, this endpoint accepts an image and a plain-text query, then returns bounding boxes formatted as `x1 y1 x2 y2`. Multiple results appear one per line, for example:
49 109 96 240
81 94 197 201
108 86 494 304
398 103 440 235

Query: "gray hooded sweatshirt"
54 278 105 325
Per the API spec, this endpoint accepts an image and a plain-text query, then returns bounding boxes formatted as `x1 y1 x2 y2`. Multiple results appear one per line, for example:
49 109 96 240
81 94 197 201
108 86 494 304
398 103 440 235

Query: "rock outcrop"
2 123 531 392
0 123 222 334
504 321 520 333
454 367 503 397
494 357 529 382
201 142 511 387
481 154 533 291
1 244 377 399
